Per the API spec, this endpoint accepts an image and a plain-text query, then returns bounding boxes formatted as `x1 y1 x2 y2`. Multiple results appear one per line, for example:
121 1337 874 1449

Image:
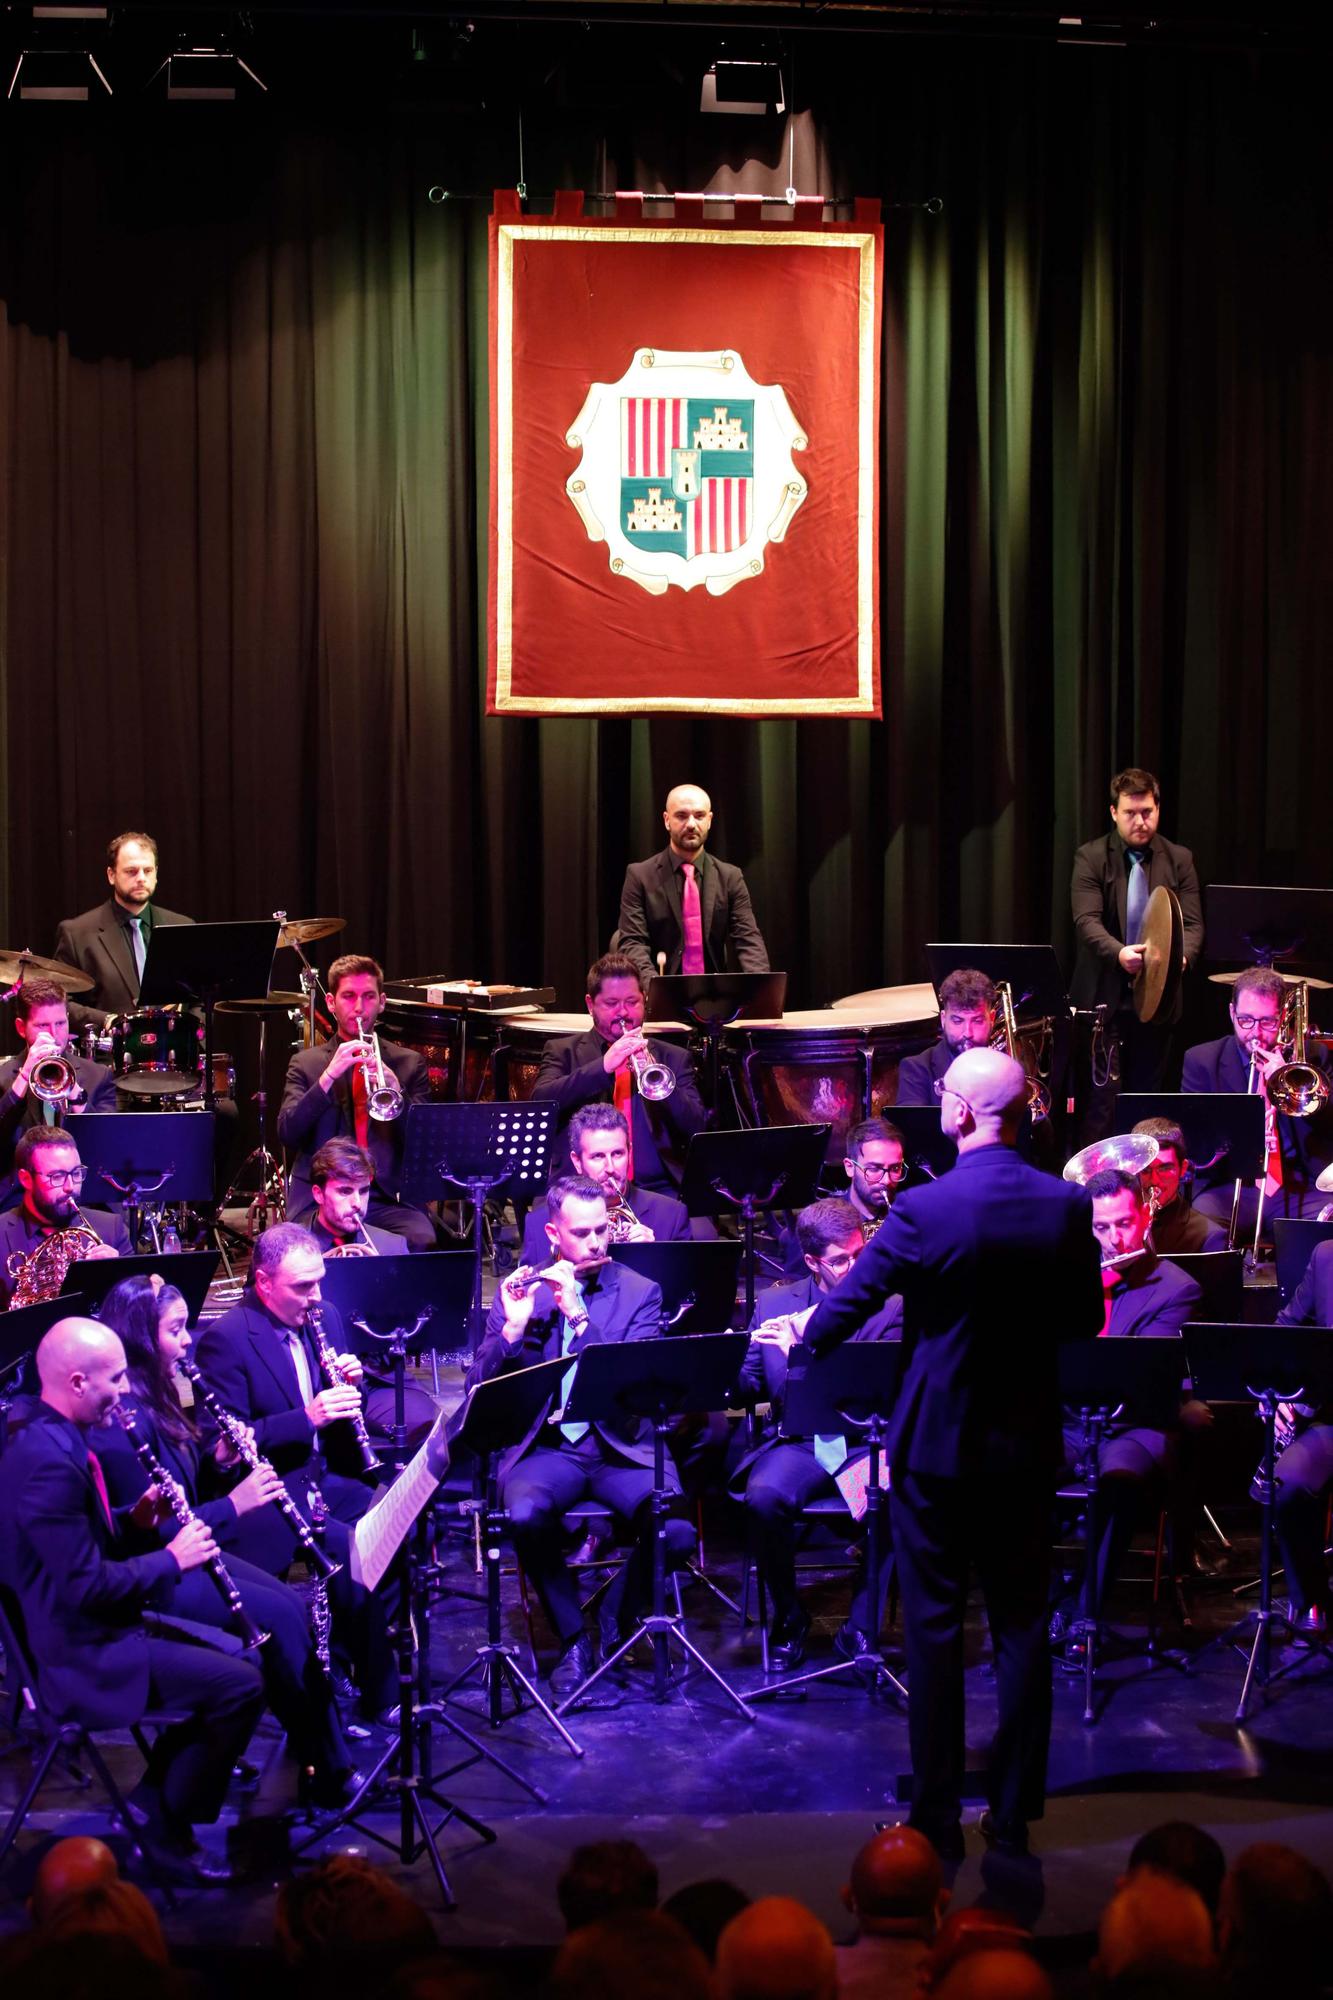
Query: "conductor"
798 1048 1103 1862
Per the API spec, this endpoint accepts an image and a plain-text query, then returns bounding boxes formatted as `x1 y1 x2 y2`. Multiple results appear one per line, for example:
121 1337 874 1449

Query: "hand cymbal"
0 948 95 995
215 991 309 1014
276 917 346 949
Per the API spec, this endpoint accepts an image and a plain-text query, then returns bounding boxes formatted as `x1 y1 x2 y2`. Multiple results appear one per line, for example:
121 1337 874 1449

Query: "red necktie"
681 862 705 975
351 1062 370 1151
1098 1266 1121 1337
613 1064 635 1181
87 1449 114 1532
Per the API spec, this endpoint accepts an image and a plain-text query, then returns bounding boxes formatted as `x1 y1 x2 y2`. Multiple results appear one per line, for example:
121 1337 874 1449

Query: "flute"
506 1255 610 1300
305 1302 382 1475
179 1361 342 1582
111 1406 269 1651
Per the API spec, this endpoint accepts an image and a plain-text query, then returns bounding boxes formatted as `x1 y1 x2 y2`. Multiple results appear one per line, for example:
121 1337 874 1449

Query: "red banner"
488 202 883 717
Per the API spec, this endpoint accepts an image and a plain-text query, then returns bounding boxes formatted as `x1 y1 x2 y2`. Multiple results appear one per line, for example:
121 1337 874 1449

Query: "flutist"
93 1275 361 1808
0 1317 265 1885
193 1222 397 1724
468 1175 696 1704
277 954 434 1249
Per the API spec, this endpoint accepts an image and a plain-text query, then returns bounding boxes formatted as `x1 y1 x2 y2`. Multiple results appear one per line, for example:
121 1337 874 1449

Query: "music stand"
1274 1218 1333 1307
555 1332 753 1718
680 1125 829 1326
61 1250 220 1327
138 920 280 1113
399 1101 557 1356
70 1111 216 1250
1204 886 1333 972
1160 1251 1245 1324
318 1253 474 1471
435 1357 585 1757
610 1240 743 1334
1115 1092 1267 1251
1058 1337 1190 1724
0 1297 78 1452
749 1340 908 1705
645 972 788 1113
924 943 1070 1018
1187 1323 1333 1718
882 1105 957 1186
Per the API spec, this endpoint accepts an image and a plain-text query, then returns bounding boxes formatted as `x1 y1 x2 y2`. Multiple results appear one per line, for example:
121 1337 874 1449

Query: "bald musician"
616 783 769 986
795 1048 1103 1861
0 1318 265 1883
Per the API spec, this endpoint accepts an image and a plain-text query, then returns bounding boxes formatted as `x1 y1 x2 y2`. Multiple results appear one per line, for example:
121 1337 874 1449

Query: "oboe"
305 1302 382 1475
179 1361 342 1582
112 1406 269 1651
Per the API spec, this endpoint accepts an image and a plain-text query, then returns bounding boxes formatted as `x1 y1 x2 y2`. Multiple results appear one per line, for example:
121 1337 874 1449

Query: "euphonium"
1265 981 1329 1119
992 980 1051 1122
357 1023 405 1122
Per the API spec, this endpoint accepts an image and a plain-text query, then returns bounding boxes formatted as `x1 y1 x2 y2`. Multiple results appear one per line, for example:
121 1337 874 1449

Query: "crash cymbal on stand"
215 991 308 1014
275 917 345 949
1208 968 1333 990
0 948 94 995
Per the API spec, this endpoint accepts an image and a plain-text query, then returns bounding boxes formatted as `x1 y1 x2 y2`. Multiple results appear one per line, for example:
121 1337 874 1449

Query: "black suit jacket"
1069 833 1204 1018
804 1143 1103 1477
92 1394 239 1546
468 1262 663 1483
1277 1239 1333 1327
532 1031 706 1189
520 1184 689 1263
895 1040 950 1107
277 1037 430 1217
52 898 194 1028
0 1054 118 1204
0 1403 181 1726
735 1276 903 1472
616 846 769 983
0 1205 132 1307
1182 1034 1333 1185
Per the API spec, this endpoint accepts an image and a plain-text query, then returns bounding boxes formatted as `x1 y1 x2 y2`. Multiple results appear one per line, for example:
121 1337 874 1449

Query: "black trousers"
891 1458 1054 1836
503 1434 695 1647
363 1380 440 1455
141 1637 265 1830
743 1441 892 1636
169 1559 349 1775
1061 1423 1173 1613
1266 1423 1333 1613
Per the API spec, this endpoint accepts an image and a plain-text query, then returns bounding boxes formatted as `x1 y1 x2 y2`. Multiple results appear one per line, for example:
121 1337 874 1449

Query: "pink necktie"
681 863 705 975
87 1449 115 1532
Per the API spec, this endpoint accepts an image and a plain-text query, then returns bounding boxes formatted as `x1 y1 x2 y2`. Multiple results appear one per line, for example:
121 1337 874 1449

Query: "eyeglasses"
818 1251 860 1275
856 1160 906 1182
37 1166 85 1189
1233 1014 1280 1034
932 1081 977 1117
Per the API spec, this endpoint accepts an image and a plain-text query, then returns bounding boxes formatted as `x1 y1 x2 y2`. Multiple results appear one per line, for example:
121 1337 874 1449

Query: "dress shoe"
913 1820 965 1865
979 1810 1030 1857
767 1608 811 1672
298 1763 366 1811
1286 1600 1330 1639
833 1621 876 1663
137 1829 233 1887
549 1631 597 1704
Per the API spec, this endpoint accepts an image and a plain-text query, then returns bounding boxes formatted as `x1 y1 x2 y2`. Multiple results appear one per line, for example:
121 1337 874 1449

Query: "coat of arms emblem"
565 348 807 597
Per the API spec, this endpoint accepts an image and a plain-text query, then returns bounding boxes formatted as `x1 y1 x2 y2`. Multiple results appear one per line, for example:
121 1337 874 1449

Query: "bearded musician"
895 971 998 1106
0 1128 129 1308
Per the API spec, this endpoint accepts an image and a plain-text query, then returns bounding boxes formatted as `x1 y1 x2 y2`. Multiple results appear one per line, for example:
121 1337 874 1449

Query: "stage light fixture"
8 47 111 100
700 59 785 117
31 5 109 17
150 43 268 101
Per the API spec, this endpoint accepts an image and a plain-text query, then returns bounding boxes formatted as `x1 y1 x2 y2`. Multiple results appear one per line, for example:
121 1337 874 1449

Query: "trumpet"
111 1405 269 1651
305 1301 382 1474
356 1023 404 1122
29 1050 85 1110
611 1016 676 1101
178 1361 342 1583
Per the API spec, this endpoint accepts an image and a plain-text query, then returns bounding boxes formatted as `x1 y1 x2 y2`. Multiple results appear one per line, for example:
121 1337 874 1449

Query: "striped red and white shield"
620 397 689 479
686 478 752 557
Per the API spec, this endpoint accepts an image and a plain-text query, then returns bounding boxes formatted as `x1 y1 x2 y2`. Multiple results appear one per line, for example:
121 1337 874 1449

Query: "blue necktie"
559 1298 589 1444
1126 851 1149 946
130 915 147 985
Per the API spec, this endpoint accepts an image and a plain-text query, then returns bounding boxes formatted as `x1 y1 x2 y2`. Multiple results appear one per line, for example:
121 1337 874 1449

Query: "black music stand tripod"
1188 1323 1333 1722
1058 1337 1192 1726
681 1125 829 1327
749 1341 907 1705
435 1357 585 1758
555 1333 754 1720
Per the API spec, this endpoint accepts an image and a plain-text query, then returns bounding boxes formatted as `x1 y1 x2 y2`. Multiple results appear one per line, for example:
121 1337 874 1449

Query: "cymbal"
1208 968 1333 991
215 991 308 1014
276 917 345 949
0 947 94 995
1133 886 1184 1023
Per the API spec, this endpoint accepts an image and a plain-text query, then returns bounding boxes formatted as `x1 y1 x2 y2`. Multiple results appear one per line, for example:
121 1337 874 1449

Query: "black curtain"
2 32 1328 1019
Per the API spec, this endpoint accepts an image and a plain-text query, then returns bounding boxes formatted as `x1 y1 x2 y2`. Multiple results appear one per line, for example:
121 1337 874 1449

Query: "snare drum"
111 1006 203 1101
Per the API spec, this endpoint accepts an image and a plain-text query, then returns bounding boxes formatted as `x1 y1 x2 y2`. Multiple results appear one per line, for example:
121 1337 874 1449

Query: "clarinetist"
0 1317 265 1885
193 1222 397 1725
468 1175 695 1704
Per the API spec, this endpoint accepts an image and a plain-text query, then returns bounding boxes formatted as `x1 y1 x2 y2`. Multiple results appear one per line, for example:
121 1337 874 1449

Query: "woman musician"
93 1276 360 1809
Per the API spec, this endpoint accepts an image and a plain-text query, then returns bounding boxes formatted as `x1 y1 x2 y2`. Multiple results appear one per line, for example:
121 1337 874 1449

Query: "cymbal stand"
274 907 329 1049
220 1005 289 1237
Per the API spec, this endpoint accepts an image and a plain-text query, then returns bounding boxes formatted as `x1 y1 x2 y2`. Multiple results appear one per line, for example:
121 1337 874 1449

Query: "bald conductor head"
939 1048 1029 1151
36 1316 129 1429
664 784 713 863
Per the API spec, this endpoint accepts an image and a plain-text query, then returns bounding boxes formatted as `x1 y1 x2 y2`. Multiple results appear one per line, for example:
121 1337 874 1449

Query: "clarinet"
305 1302 382 1475
179 1361 342 1582
111 1405 269 1651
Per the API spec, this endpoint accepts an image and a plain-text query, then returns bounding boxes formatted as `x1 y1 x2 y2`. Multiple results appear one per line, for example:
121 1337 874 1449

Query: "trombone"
356 1023 405 1122
992 980 1051 1122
